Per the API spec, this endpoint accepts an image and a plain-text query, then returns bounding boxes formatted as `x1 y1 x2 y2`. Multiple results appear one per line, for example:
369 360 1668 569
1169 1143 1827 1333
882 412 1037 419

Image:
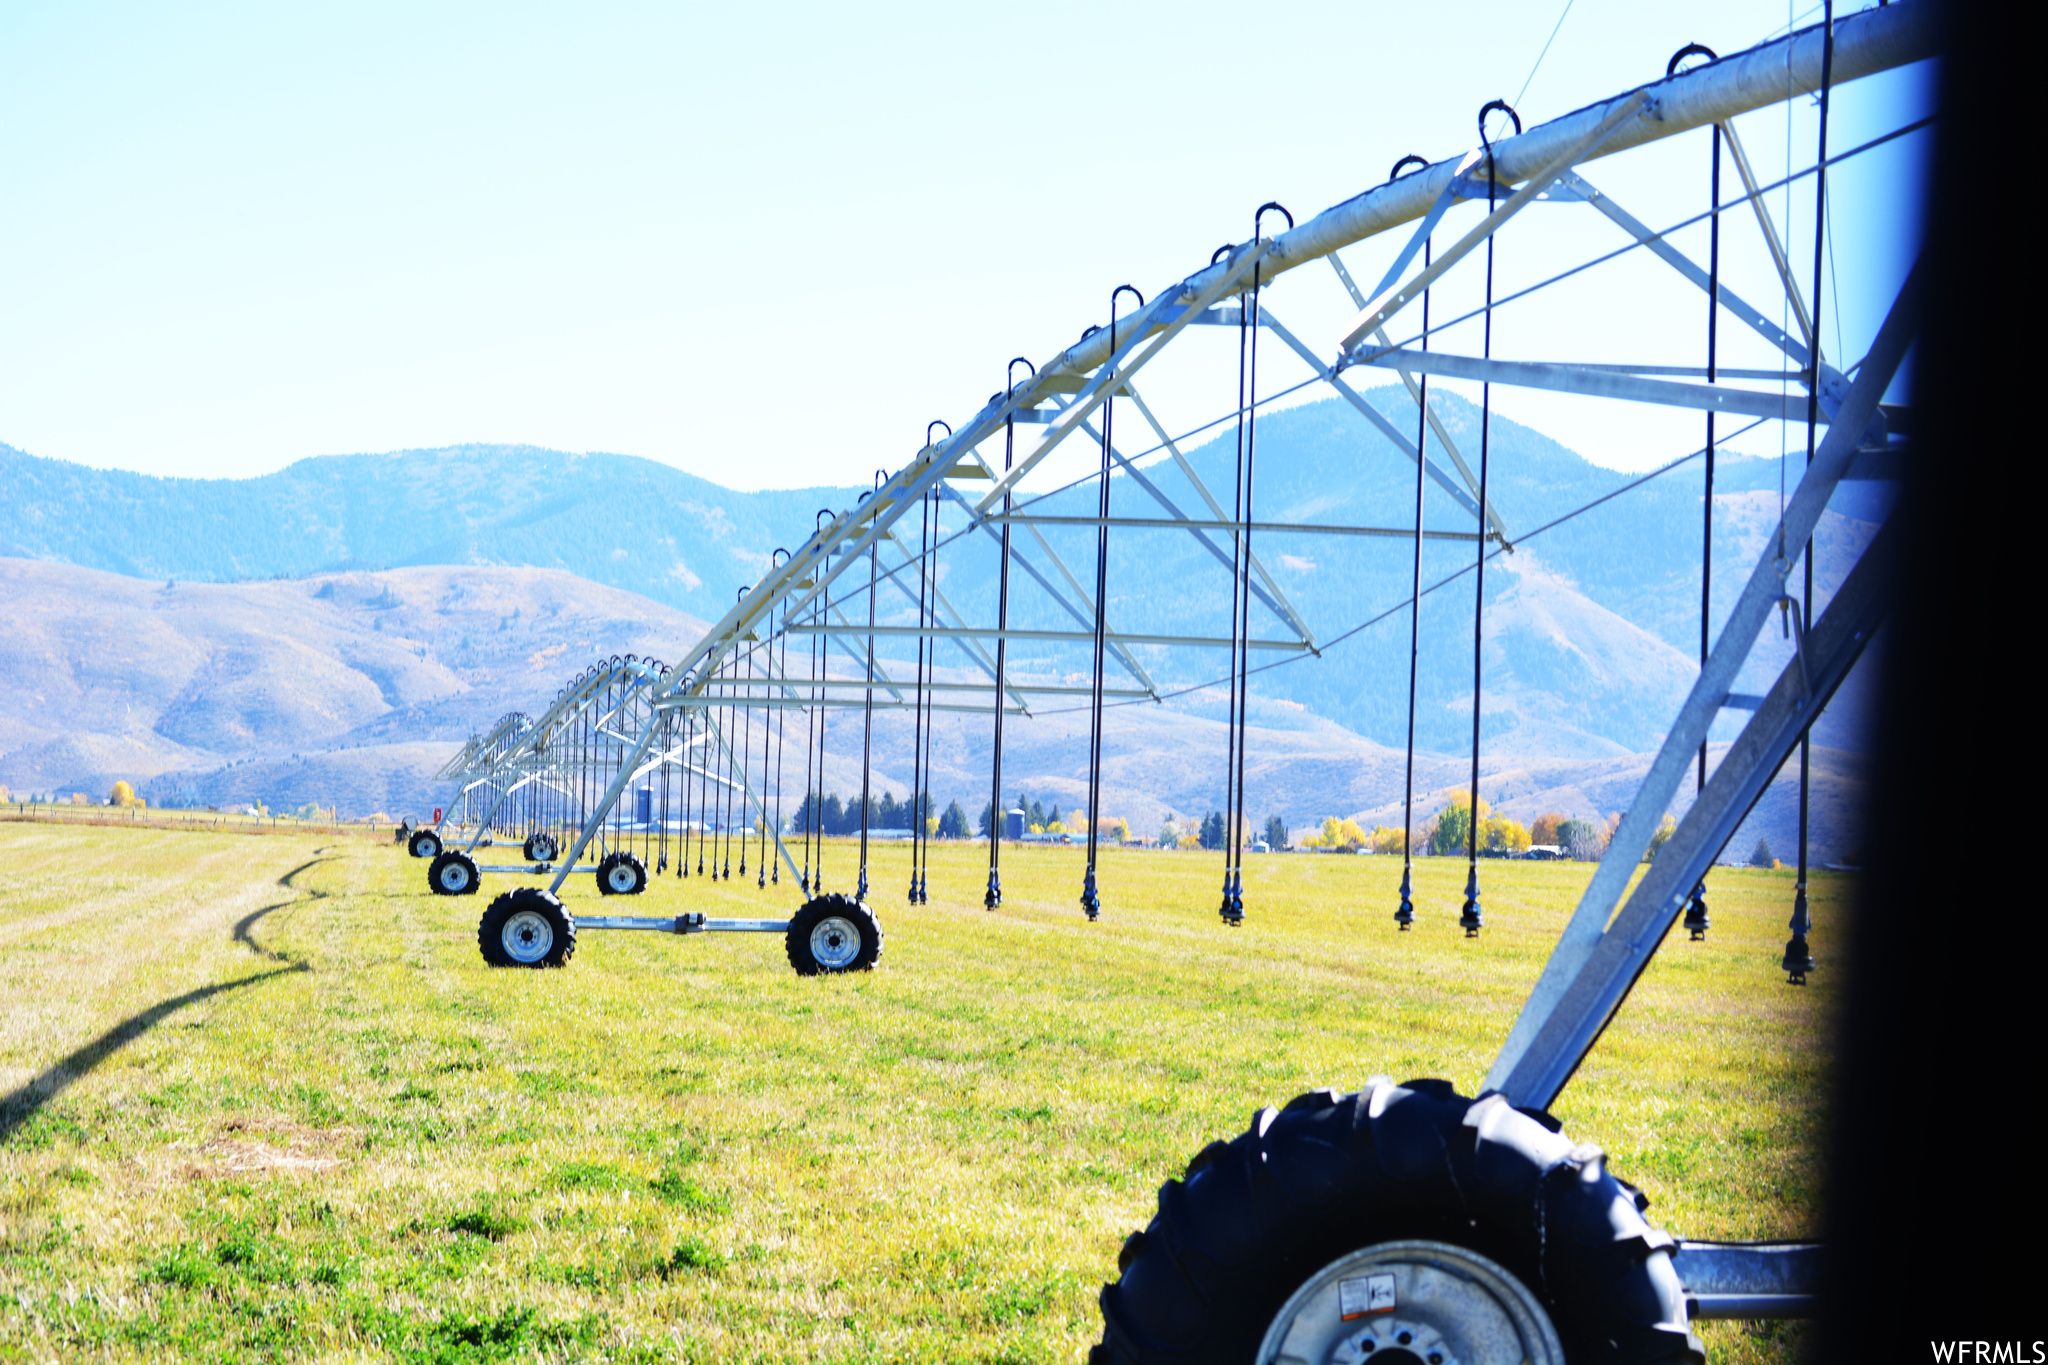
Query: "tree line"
789 790 973 837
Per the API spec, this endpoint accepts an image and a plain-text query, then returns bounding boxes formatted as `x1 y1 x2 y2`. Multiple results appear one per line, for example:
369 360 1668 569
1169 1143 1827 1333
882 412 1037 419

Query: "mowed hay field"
0 823 1843 1363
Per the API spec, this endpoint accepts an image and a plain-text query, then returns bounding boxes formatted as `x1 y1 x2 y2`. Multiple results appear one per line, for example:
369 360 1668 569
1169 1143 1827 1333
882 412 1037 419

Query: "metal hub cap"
533 836 557 861
809 916 861 970
438 863 471 892
605 863 638 893
1255 1240 1563 1365
501 910 554 964
418 837 439 857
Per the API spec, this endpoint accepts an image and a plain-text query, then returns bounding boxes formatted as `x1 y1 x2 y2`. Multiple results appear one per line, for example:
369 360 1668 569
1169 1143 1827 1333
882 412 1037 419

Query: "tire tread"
1094 1080 1701 1365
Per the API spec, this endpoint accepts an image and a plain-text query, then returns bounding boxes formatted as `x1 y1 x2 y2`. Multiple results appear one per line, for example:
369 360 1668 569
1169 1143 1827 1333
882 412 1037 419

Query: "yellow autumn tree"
1645 814 1678 862
110 780 137 808
1483 814 1531 854
1306 817 1370 850
1430 794 1491 856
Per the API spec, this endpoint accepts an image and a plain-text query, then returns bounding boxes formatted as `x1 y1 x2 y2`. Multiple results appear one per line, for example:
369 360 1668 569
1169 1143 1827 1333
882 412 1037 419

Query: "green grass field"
0 822 1840 1362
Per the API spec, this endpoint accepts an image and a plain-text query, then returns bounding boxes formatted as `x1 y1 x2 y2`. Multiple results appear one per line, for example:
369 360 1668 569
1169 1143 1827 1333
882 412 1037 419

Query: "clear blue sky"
0 1 1930 486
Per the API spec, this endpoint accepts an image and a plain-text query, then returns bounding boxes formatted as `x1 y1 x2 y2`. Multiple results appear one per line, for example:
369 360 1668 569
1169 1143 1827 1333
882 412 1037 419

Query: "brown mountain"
0 558 706 814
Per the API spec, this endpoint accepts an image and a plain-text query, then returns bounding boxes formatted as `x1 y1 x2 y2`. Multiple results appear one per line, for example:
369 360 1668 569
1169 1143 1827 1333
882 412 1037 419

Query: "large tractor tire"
477 888 577 968
595 851 647 896
784 894 882 976
1094 1078 1700 1365
522 831 560 863
407 827 442 859
428 850 480 896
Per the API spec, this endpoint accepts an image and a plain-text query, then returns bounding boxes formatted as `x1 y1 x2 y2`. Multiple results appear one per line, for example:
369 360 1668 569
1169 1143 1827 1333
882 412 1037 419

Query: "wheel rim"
501 910 554 964
809 915 862 970
439 863 471 892
1254 1239 1563 1365
606 863 638 893
420 837 439 856
535 837 557 861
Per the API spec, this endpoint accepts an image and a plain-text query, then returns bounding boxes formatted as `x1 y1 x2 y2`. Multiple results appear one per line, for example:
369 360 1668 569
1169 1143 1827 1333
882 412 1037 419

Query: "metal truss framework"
434 1 1934 1315
538 1 1930 911
426 8 1925 1288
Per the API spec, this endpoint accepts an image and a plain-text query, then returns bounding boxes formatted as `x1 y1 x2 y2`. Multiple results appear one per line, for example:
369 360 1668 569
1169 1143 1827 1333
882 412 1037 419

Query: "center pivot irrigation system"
410 4 1928 1353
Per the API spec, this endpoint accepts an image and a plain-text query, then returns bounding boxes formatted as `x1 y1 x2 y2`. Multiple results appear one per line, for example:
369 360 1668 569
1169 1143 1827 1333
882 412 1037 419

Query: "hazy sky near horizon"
1 1 1931 488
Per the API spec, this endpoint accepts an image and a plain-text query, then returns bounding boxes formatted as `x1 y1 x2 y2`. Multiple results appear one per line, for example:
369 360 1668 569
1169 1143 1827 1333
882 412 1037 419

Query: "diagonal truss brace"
704 712 806 887
1338 92 1652 353
1486 255 1920 1096
1258 307 1503 540
1495 510 1900 1110
1114 386 1319 651
936 483 1159 695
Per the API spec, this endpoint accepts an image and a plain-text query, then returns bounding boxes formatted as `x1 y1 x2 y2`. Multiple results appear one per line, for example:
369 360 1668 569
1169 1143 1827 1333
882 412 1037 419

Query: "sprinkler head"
1080 868 1101 922
1782 934 1814 984
1395 866 1415 930
1683 882 1710 940
1782 882 1813 982
1459 866 1483 937
984 870 1002 911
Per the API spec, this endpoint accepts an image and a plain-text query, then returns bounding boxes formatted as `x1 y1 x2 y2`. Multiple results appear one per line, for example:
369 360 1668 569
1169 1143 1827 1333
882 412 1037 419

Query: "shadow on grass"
233 855 332 963
0 963 309 1144
2 851 336 1143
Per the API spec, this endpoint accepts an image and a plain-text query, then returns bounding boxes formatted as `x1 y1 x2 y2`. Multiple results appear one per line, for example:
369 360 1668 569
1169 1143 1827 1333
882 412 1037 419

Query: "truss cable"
658 707 670 875
911 427 947 904
1786 1 1833 987
730 638 745 880
1514 0 1575 110
681 708 696 878
747 629 764 881
802 513 832 893
1219 249 1250 925
857 480 883 903
908 479 930 904
696 659 715 877
1223 205 1291 926
1234 206 1287 917
768 549 791 887
808 637 824 891
753 629 772 886
1393 155 1432 933
1081 285 1143 922
581 677 596 863
809 563 826 892
1672 41 1721 942
745 609 761 879
640 669 653 874
918 489 940 901
702 657 719 878
987 359 1032 911
1463 101 1520 940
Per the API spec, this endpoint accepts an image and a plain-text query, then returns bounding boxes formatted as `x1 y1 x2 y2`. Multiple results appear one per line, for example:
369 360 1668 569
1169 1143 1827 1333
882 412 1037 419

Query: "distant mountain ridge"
0 394 1882 861
0 440 863 623
0 390 1885 762
0 555 1860 864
